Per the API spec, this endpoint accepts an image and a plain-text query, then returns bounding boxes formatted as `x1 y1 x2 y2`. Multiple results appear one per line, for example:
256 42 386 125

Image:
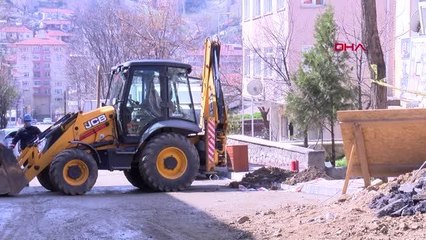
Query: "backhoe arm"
200 38 228 172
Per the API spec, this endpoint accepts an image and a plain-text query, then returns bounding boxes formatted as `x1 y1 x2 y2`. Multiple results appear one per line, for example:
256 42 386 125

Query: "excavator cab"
107 60 199 143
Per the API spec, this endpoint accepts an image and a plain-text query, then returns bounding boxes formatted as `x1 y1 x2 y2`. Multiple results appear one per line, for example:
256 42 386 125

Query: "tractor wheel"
139 133 200 192
49 149 98 195
123 162 151 190
37 165 56 191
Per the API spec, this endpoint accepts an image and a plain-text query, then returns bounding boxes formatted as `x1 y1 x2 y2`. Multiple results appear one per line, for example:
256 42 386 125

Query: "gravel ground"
0 171 331 240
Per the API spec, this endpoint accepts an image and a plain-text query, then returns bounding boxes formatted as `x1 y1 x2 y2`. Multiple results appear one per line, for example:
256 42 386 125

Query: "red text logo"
334 43 367 52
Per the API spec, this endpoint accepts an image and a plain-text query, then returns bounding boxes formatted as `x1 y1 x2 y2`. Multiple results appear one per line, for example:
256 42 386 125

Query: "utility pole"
63 88 67 115
96 65 101 108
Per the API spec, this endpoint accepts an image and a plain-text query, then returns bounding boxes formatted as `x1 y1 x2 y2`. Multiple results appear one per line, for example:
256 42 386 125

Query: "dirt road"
0 171 331 240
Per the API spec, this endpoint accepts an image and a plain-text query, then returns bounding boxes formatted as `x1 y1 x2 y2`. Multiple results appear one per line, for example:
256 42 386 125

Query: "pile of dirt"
229 167 293 190
284 167 333 185
230 169 426 239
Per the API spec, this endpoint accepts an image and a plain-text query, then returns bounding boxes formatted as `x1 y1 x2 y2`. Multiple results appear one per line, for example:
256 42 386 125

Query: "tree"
0 61 17 129
67 0 200 104
286 7 355 165
361 0 387 109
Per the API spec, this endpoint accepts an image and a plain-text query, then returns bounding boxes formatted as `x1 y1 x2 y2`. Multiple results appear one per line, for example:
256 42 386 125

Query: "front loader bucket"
0 144 27 195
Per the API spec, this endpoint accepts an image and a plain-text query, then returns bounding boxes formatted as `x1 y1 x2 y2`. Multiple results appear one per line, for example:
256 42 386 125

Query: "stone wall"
227 135 325 171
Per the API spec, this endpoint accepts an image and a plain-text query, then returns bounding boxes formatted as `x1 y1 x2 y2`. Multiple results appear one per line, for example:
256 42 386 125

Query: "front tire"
37 165 56 191
49 149 98 195
124 162 150 189
139 133 200 192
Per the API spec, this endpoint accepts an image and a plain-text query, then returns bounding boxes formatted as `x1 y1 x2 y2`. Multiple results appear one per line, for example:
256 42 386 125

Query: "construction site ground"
1 169 426 239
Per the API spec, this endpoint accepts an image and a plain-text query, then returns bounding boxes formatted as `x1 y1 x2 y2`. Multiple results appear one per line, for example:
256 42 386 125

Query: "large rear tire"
49 149 98 195
37 165 56 191
123 162 150 189
139 133 200 192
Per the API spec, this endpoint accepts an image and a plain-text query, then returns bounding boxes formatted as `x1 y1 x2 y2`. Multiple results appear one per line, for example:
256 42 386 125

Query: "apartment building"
38 8 74 20
10 37 67 120
0 25 32 43
242 0 395 141
394 0 426 108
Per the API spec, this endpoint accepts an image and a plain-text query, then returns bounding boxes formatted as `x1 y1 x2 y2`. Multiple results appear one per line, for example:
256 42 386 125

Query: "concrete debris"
369 175 426 217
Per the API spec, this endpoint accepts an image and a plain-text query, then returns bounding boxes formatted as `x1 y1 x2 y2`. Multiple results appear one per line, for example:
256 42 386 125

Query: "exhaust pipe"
0 144 28 195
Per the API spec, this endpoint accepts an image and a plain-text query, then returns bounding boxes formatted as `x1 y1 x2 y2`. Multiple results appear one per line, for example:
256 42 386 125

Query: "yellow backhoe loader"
0 38 228 195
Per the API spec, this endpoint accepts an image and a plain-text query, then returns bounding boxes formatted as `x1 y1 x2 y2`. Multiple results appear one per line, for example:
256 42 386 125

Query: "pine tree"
286 6 355 165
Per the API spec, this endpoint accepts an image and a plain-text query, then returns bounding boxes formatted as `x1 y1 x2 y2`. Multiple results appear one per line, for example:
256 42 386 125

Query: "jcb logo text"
84 114 107 129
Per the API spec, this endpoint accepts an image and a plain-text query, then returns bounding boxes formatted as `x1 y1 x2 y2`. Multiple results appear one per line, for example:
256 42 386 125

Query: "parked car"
42 118 52 124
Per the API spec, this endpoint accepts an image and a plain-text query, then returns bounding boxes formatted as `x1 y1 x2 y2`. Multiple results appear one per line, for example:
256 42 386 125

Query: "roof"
42 19 71 25
39 8 74 15
45 30 72 37
113 60 192 72
0 26 32 33
15 37 66 46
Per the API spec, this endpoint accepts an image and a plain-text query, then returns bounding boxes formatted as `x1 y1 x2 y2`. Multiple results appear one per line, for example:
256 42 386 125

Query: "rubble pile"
369 171 426 217
230 167 293 190
284 167 333 185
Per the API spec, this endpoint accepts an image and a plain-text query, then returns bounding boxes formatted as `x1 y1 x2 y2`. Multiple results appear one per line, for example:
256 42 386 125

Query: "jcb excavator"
0 38 228 195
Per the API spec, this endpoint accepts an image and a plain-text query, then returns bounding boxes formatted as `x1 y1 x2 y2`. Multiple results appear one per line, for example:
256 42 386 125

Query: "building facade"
394 0 426 108
242 0 395 141
10 37 67 120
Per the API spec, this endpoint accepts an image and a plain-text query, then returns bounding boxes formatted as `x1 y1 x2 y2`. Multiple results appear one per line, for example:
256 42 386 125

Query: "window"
126 68 162 135
264 0 272 14
243 0 250 20
23 72 29 77
264 48 274 78
277 0 285 10
420 1 426 34
167 67 197 122
302 0 324 6
33 71 41 78
55 89 62 94
55 82 62 86
32 54 40 60
253 0 260 17
34 81 41 85
244 49 251 76
21 54 27 60
22 81 29 86
55 97 63 101
44 63 50 68
253 51 262 76
44 71 50 77
34 63 40 69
